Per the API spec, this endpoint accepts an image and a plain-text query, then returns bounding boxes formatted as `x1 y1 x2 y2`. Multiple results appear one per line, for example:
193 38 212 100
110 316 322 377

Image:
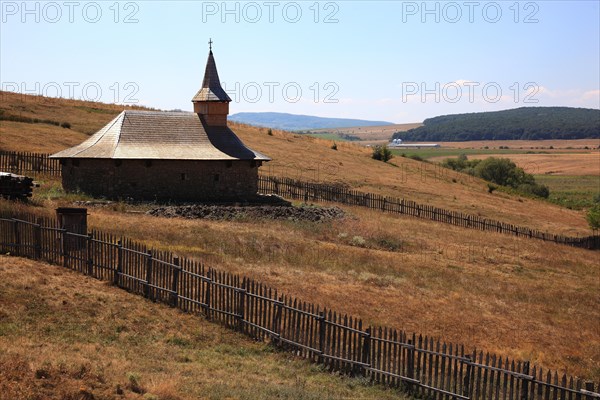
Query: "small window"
181 173 188 181
214 174 220 182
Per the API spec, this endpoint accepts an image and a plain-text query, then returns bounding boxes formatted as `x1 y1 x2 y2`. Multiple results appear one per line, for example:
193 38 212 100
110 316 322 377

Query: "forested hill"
392 107 600 141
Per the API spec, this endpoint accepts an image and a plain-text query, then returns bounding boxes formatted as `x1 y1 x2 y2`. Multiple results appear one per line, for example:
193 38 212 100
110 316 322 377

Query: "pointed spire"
192 41 232 103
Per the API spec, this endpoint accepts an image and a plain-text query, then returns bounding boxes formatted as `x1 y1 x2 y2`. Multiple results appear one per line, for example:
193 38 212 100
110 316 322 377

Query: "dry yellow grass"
0 255 410 400
436 139 600 150
4 197 598 380
307 123 423 141
0 90 591 235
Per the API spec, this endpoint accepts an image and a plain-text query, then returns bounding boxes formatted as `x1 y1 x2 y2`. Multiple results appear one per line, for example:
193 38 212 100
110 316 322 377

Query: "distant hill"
393 107 600 142
229 112 394 131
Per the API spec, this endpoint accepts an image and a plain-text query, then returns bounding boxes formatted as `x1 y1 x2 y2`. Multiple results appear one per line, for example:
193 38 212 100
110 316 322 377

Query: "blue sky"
2 0 599 122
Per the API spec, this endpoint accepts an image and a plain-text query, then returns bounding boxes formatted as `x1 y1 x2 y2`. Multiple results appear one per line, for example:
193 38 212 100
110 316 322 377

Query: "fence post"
170 257 180 307
462 355 472 398
236 281 246 333
361 328 371 377
114 239 123 286
86 233 93 276
521 361 530 400
34 217 43 260
61 229 68 268
318 311 326 364
204 269 212 320
584 382 596 400
144 251 153 300
271 296 283 344
12 220 20 257
407 339 415 393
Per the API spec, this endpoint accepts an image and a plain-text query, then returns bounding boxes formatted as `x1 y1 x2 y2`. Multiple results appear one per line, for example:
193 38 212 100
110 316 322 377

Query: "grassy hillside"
1 92 598 380
0 91 592 235
0 255 409 400
3 198 598 381
393 107 600 141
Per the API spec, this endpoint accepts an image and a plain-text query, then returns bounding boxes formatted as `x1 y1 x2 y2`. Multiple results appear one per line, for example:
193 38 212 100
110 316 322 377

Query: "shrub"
61 122 71 129
587 204 600 231
371 145 393 162
408 154 423 162
331 142 337 150
518 183 550 198
267 128 273 136
487 183 497 194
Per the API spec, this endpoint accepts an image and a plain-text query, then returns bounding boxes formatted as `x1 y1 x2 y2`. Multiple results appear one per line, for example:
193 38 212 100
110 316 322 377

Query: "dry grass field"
0 255 409 400
0 90 593 235
1 92 598 383
305 123 423 141
436 139 600 150
3 197 598 381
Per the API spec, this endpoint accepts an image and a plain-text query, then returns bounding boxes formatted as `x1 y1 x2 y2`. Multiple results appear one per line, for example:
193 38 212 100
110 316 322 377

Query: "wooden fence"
258 175 600 250
0 151 61 176
0 150 596 250
0 212 598 400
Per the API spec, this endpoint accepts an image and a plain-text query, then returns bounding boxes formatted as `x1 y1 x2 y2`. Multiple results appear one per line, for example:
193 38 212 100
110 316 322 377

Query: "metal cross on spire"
208 38 213 51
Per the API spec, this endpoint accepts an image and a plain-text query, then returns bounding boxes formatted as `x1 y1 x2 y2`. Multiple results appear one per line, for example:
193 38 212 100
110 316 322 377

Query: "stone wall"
60 159 261 202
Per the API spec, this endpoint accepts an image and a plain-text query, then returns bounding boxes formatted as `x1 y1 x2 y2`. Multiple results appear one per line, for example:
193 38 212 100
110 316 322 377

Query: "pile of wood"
0 172 35 199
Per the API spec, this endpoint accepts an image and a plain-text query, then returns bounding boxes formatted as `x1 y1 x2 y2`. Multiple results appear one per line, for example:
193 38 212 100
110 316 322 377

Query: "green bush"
442 156 550 199
371 145 393 162
518 183 550 198
587 204 600 231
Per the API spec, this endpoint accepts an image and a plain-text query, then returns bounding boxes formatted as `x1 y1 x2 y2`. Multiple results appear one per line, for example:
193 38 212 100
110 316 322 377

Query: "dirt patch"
147 204 346 222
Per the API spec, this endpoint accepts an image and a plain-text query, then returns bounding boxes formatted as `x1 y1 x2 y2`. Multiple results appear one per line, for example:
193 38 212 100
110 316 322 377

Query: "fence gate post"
34 218 43 260
462 355 472 399
114 239 123 286
170 257 180 307
12 220 20 257
521 361 530 400
144 251 153 300
361 328 371 377
86 233 93 276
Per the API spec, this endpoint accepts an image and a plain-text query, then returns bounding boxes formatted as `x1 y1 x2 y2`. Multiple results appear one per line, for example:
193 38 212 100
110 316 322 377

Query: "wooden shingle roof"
192 50 232 102
50 110 270 161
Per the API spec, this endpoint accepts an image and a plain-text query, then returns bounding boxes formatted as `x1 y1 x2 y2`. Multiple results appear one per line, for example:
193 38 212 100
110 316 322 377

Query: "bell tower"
191 39 232 126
